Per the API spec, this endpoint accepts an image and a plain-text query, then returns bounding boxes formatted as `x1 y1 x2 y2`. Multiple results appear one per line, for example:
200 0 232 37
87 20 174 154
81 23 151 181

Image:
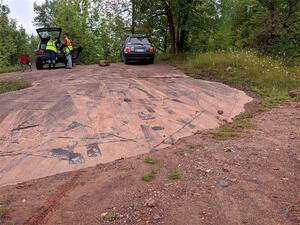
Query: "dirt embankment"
0 102 299 225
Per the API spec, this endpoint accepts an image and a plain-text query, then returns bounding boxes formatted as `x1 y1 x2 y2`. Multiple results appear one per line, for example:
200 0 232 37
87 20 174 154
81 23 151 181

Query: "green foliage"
0 2 36 70
214 126 239 140
2 0 300 67
142 170 156 182
0 207 9 219
0 65 20 73
182 51 300 107
0 80 31 94
144 157 159 165
187 143 200 150
33 0 128 64
167 170 181 180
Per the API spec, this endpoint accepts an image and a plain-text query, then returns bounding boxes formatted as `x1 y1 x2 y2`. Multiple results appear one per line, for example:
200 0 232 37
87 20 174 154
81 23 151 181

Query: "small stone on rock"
218 180 229 187
145 198 156 208
153 214 161 221
217 110 224 115
224 146 235 153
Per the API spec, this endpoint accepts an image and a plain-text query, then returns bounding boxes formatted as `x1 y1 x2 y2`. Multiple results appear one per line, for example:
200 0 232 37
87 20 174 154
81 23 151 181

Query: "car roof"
36 27 62 32
127 34 148 38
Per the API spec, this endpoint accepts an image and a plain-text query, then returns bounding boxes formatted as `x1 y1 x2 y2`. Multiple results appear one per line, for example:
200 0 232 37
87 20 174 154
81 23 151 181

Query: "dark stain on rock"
152 126 164 131
164 108 176 115
66 121 84 131
138 112 155 120
141 125 153 142
172 99 183 103
144 105 155 113
50 148 84 164
86 143 102 157
124 98 132 103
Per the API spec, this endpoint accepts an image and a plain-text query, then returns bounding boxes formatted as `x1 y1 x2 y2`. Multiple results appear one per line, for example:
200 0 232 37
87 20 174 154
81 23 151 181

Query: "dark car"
120 35 155 64
35 27 83 70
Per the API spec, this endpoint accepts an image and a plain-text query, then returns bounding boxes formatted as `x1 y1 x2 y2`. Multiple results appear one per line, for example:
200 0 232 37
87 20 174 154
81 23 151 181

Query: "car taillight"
150 47 155 53
35 50 44 55
124 47 131 54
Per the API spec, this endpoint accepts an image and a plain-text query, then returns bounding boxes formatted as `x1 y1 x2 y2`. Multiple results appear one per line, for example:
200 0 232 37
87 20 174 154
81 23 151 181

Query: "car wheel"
36 59 43 70
150 58 155 64
124 57 129 65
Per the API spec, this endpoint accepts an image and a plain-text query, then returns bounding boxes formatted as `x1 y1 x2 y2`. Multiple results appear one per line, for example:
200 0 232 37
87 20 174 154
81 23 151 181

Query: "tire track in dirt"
23 172 81 225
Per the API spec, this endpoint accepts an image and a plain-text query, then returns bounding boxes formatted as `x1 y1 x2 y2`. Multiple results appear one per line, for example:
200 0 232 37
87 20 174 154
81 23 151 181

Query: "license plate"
135 49 145 52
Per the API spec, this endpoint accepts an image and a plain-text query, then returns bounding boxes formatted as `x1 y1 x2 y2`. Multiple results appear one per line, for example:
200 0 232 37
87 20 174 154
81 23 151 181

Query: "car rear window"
38 30 60 39
40 43 46 50
128 37 150 45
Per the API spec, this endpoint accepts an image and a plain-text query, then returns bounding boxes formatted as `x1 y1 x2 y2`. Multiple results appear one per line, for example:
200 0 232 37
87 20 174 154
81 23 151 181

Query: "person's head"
64 32 69 38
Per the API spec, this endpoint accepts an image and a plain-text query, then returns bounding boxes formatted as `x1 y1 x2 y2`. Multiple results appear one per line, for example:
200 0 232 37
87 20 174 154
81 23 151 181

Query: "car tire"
36 59 43 70
124 57 129 65
150 58 155 64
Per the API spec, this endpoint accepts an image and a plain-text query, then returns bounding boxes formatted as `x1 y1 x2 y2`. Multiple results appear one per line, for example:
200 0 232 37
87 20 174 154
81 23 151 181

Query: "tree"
0 2 33 67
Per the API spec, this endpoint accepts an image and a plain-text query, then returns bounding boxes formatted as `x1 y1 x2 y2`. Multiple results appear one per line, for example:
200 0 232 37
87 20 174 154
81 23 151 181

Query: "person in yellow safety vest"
45 36 57 69
63 32 73 69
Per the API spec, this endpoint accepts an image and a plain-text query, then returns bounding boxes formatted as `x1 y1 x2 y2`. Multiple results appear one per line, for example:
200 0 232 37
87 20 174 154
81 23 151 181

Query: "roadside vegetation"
173 50 300 139
167 170 181 180
141 170 156 182
180 51 300 108
0 207 9 219
0 65 21 74
0 80 30 94
144 157 159 165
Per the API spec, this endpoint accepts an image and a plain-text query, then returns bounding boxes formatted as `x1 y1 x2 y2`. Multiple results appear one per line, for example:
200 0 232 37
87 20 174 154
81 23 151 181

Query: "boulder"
288 89 300 98
99 60 110 67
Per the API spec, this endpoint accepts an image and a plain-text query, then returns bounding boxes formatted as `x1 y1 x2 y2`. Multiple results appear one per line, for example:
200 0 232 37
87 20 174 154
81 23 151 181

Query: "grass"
144 156 159 165
213 110 256 140
214 126 239 140
0 80 30 94
167 170 181 180
177 51 300 108
0 207 9 219
187 143 200 149
101 212 122 221
171 51 300 140
0 65 20 74
142 170 156 182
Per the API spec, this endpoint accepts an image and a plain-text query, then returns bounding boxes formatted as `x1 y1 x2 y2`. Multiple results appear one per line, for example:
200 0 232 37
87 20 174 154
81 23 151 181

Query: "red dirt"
0 102 299 225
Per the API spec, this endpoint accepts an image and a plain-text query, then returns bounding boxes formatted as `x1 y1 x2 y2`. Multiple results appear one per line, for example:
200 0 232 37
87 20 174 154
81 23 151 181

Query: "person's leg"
53 52 57 68
66 53 72 69
46 51 52 68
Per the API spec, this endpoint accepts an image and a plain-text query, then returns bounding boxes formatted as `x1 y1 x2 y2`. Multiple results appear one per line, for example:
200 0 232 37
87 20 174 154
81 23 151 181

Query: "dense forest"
1 0 300 67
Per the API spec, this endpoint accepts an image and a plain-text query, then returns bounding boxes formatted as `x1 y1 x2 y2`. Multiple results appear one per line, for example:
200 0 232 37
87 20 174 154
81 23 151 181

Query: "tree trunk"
164 1 176 54
131 0 136 34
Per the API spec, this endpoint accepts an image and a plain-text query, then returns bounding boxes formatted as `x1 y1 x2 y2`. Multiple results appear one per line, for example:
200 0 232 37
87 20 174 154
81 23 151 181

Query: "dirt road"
0 63 251 186
0 102 299 225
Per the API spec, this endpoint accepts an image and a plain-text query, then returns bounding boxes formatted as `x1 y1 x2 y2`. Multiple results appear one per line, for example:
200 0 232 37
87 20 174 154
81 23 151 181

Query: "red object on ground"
19 53 30 64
